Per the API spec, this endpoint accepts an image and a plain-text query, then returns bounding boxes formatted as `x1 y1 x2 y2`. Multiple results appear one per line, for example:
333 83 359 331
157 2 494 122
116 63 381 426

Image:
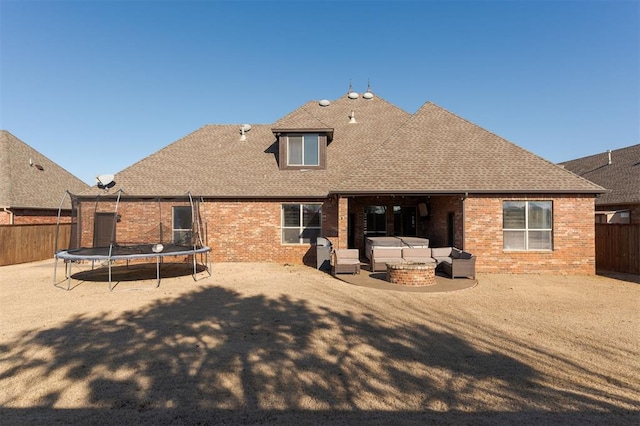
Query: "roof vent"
608 149 612 165
240 124 252 141
319 99 330 107
29 158 44 171
349 110 357 123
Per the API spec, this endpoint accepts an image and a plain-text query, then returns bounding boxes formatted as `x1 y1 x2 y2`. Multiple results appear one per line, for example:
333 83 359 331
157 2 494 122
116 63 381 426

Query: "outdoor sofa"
369 246 476 279
370 247 436 272
365 236 429 260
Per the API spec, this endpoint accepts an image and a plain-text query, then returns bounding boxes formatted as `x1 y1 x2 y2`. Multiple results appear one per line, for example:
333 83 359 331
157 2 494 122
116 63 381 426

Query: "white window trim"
503 201 553 251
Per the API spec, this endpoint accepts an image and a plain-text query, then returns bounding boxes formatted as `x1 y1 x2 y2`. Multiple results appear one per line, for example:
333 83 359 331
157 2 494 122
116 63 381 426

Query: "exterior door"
94 213 116 247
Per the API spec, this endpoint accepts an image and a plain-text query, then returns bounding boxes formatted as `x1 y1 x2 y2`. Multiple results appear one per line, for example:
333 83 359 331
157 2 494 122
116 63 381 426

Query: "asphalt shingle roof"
560 144 640 206
336 102 605 194
0 131 89 209
81 94 604 198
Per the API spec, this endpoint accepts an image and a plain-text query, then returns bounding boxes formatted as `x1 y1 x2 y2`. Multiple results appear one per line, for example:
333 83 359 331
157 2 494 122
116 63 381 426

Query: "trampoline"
54 243 211 291
53 189 212 291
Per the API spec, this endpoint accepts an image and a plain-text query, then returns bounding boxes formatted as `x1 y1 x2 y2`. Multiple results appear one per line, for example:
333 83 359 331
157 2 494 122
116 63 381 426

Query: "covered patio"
331 265 477 293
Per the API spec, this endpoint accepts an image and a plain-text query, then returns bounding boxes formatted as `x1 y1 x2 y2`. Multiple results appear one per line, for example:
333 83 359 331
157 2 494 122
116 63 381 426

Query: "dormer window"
273 128 332 170
287 134 319 166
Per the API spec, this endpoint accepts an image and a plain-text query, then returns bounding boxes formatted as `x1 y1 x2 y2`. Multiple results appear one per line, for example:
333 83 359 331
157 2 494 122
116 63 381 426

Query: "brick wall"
202 199 332 266
464 194 596 274
73 193 598 274
78 199 191 247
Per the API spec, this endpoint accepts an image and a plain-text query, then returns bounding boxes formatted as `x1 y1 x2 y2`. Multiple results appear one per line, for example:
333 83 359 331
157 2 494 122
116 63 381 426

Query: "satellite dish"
363 91 374 99
319 99 330 106
348 91 359 99
96 173 116 189
240 124 252 132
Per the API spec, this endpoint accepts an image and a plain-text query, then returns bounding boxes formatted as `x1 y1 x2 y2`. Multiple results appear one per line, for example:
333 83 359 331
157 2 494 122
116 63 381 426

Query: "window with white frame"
503 201 553 250
173 206 193 245
287 134 319 166
282 203 322 244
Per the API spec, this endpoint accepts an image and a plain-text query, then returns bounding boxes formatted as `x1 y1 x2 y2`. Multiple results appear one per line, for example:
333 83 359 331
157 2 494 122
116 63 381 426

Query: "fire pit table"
386 262 436 286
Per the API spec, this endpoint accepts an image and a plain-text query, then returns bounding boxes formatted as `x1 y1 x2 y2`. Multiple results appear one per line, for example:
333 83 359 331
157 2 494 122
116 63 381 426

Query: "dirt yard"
1 259 638 425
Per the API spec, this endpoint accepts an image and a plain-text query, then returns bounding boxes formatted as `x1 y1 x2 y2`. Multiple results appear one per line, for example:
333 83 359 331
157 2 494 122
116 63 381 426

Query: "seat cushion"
373 247 403 258
402 247 431 258
431 247 453 257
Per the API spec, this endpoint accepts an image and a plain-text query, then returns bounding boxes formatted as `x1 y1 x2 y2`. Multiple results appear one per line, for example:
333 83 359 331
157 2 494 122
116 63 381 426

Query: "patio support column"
336 196 349 249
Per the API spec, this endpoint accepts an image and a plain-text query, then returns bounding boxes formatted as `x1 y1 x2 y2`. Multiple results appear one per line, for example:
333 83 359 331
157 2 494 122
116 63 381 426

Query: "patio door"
393 206 417 236
364 206 387 237
94 213 116 247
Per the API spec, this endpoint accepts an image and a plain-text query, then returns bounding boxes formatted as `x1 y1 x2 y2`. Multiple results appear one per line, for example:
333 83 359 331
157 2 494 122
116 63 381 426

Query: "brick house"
75 90 604 274
0 131 88 225
560 144 640 224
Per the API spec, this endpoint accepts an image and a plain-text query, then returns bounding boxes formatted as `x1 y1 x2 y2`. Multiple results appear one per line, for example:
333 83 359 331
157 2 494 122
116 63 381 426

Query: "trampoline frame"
53 189 212 291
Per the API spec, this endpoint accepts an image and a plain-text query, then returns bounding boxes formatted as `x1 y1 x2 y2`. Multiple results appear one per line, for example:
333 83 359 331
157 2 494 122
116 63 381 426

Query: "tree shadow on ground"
1 284 637 424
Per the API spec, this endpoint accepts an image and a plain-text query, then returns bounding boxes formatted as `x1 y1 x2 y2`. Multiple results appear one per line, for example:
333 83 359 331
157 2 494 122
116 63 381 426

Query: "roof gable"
335 102 604 194
560 144 640 205
86 94 412 197
0 131 89 209
81 94 605 198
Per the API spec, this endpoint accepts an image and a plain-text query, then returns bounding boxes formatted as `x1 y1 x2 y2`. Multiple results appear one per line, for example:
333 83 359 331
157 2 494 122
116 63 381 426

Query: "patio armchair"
431 247 476 279
332 249 361 275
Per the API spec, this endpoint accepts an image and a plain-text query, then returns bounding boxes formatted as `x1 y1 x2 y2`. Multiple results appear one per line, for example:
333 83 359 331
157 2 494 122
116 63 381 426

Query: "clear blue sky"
1 0 638 185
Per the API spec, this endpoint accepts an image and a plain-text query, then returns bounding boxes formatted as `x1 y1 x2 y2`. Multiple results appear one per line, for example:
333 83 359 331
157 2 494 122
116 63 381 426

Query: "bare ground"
1 259 638 425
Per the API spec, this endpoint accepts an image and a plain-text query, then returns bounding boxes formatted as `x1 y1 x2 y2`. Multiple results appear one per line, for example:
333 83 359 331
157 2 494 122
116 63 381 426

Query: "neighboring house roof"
559 144 640 206
0 131 89 209
82 93 604 198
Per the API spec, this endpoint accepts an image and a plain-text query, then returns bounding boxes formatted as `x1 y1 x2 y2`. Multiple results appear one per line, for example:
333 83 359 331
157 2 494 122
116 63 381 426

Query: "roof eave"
331 189 606 196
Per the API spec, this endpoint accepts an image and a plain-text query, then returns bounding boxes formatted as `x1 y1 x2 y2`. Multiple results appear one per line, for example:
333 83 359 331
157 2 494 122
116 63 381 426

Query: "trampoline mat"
57 244 210 261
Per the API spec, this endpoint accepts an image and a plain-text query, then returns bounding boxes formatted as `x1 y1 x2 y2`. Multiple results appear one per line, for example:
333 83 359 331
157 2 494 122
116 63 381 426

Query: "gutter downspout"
2 207 14 225
461 192 468 250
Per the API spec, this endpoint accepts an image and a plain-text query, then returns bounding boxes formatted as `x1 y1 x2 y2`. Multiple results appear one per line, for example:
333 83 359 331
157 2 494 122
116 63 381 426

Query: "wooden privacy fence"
595 224 640 275
0 224 71 266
